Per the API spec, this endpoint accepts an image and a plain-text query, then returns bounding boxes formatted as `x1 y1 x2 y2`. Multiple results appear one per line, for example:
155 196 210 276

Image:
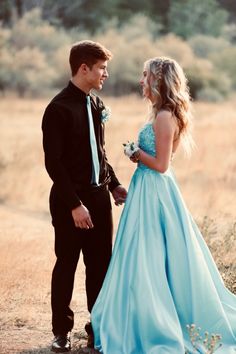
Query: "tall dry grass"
0 95 235 353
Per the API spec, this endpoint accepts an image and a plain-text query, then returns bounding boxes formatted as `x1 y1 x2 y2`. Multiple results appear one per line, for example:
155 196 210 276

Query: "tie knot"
87 95 91 105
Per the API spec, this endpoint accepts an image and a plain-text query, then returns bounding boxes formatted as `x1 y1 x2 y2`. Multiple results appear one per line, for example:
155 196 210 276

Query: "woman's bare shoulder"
154 110 176 131
157 109 173 119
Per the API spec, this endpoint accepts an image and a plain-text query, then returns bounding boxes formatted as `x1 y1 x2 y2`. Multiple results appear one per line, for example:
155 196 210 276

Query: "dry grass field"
0 95 235 353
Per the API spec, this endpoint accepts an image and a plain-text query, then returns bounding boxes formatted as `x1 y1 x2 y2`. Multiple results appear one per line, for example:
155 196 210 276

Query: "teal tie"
86 95 100 185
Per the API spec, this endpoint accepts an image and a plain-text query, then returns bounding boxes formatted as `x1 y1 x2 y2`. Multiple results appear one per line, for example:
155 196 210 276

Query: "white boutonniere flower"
123 141 139 157
101 106 111 123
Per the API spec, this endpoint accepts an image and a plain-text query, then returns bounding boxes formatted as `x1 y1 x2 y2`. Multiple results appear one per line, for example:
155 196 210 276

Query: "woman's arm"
137 111 177 173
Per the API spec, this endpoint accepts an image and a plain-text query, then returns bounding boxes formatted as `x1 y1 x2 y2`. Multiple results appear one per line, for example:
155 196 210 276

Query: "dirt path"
0 204 98 354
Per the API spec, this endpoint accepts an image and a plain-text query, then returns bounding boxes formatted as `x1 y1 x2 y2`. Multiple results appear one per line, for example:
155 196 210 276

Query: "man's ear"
80 63 89 74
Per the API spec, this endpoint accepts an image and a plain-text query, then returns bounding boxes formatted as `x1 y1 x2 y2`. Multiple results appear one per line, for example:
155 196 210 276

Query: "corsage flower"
123 141 139 157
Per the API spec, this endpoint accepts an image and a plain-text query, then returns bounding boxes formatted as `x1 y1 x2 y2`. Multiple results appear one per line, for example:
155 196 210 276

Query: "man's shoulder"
42 88 69 124
50 86 70 105
45 86 73 113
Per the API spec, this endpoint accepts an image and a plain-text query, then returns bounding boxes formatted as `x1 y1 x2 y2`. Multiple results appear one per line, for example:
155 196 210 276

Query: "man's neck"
71 77 90 95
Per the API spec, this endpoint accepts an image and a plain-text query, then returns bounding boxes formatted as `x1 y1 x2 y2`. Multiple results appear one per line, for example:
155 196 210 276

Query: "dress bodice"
138 122 156 170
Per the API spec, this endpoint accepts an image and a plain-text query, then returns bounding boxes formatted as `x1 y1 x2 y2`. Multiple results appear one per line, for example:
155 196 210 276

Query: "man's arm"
107 163 121 192
42 103 82 210
107 163 127 205
105 160 127 205
95 94 127 205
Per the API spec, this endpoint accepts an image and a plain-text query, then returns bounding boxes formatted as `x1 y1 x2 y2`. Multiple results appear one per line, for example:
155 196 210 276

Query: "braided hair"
145 56 194 154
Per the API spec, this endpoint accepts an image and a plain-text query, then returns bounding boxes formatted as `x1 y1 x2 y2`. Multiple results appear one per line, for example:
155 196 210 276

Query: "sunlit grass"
0 95 235 352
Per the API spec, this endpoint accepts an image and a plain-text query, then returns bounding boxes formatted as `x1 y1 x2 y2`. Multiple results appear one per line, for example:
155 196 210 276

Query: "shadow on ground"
17 349 99 354
15 332 100 354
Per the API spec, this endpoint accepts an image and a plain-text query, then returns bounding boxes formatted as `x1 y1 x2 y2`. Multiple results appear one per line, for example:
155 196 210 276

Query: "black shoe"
51 333 71 352
85 322 94 348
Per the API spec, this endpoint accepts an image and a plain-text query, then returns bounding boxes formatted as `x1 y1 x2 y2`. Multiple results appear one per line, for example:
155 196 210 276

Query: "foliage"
9 47 56 96
0 28 11 93
221 23 236 43
9 8 71 53
218 0 236 23
196 88 224 103
0 8 70 95
155 34 194 66
210 47 236 89
0 0 235 39
42 0 120 32
189 35 230 59
168 0 228 39
0 7 235 99
95 15 160 95
185 60 231 100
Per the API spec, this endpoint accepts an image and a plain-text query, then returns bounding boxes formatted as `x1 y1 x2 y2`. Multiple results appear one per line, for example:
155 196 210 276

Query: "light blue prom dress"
91 123 236 354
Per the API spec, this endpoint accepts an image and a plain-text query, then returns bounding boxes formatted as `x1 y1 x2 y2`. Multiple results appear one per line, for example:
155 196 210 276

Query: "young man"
42 40 127 352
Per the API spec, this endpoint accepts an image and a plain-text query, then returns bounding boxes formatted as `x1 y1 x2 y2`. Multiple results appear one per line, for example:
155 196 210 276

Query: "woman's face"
140 65 151 99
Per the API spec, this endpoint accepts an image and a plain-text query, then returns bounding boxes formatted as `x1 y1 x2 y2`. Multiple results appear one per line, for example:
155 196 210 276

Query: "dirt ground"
0 203 101 353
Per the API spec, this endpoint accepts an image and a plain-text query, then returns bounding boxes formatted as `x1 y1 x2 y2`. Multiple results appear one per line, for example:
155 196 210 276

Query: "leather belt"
75 178 110 194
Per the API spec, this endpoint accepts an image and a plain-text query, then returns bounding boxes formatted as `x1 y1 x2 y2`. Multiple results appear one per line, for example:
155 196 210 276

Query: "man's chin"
94 83 103 91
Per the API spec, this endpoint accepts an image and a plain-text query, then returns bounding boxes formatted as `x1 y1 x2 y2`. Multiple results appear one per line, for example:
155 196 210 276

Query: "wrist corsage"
123 141 140 158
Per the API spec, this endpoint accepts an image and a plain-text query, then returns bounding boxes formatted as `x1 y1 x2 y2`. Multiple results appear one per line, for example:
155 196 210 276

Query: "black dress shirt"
42 81 120 210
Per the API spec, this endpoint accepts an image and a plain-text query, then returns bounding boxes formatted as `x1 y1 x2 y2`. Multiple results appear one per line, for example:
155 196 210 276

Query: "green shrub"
210 47 236 89
185 59 231 100
168 0 228 39
95 15 159 95
189 35 230 58
9 8 71 53
50 45 71 88
197 88 224 102
155 34 195 67
0 9 234 100
9 47 56 96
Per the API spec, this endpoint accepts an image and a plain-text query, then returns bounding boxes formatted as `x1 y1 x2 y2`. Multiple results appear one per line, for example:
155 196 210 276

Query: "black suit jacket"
42 81 120 210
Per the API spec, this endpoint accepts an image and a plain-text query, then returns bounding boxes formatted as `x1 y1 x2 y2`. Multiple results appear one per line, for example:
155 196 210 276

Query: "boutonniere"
100 106 111 123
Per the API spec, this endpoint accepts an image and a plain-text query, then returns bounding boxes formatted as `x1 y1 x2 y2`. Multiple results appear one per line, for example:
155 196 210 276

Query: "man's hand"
112 185 127 206
72 204 94 229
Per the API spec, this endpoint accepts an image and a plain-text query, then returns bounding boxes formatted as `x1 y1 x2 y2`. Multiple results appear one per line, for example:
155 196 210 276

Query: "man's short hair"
69 40 112 76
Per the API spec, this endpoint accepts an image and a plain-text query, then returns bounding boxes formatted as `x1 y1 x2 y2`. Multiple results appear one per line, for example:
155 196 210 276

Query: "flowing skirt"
91 167 236 354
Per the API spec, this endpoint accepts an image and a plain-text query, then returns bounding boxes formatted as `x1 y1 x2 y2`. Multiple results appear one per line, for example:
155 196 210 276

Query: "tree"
40 0 120 32
168 0 229 39
217 0 236 22
0 0 13 25
147 0 170 34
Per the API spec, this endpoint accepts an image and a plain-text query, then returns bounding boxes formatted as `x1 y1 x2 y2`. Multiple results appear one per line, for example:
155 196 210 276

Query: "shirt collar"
67 80 88 101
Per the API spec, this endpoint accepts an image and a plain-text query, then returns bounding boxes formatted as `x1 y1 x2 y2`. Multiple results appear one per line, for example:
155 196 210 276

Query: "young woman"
91 57 236 353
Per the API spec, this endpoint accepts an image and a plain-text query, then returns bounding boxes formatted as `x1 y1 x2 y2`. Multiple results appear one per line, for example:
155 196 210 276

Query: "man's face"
86 60 109 90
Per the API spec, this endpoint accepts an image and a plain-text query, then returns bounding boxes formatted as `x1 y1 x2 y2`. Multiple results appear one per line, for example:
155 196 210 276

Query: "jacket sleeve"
42 103 82 209
104 149 121 192
95 94 121 192
107 162 121 192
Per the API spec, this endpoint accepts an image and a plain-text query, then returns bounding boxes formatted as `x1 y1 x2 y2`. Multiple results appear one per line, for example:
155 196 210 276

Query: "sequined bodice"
138 123 156 170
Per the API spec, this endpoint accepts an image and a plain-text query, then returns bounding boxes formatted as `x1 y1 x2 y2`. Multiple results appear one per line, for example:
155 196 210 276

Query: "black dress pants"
49 185 113 335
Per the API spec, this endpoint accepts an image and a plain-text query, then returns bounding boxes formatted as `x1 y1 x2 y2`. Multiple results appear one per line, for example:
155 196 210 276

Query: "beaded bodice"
138 123 156 170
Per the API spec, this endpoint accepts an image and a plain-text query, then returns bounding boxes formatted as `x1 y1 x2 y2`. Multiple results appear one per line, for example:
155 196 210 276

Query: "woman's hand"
130 149 141 163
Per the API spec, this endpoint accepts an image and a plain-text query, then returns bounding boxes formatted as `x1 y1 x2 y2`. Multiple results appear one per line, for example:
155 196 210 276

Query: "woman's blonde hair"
145 56 194 155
